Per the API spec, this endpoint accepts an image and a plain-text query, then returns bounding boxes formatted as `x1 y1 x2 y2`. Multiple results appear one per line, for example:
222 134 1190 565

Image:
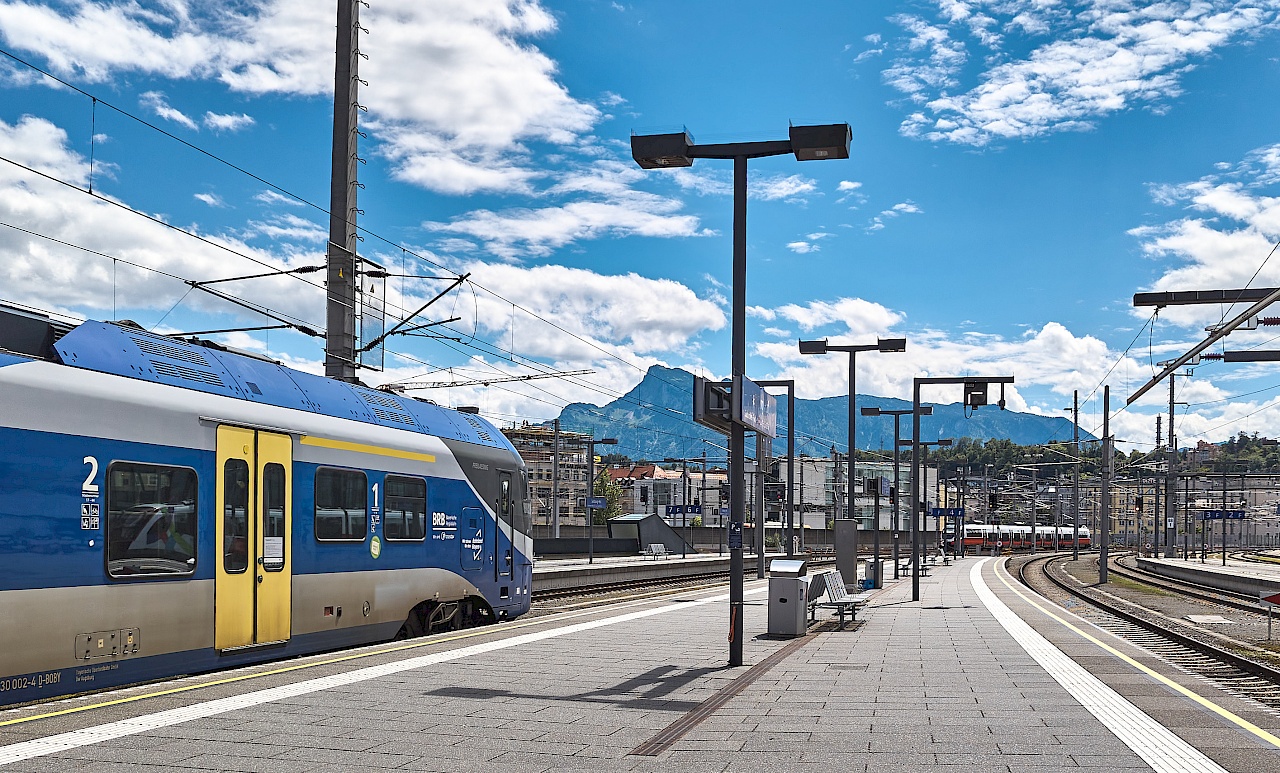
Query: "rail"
1017 554 1280 685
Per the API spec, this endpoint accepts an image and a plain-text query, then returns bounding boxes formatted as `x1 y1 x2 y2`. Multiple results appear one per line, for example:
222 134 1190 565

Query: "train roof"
0 306 515 454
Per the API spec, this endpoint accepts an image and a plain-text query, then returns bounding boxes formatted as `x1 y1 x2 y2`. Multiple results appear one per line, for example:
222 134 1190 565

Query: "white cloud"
763 326 792 338
139 91 197 130
193 192 224 207
425 161 712 258
0 115 325 327
0 1 603 196
787 241 818 254
772 297 905 334
881 200 922 217
452 260 726 357
254 189 303 207
1132 141 1280 328
670 168 819 202
203 111 255 132
245 213 327 244
837 180 862 192
884 2 1280 146
754 173 818 201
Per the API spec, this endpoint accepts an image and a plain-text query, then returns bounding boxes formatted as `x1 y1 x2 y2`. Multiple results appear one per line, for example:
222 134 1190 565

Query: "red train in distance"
946 524 1092 552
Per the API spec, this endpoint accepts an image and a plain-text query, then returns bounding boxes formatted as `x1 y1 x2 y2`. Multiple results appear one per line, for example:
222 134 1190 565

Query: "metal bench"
642 543 671 560
808 570 871 629
897 558 930 576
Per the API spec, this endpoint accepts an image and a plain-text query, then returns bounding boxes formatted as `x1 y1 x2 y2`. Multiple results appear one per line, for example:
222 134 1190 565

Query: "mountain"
553 365 1094 461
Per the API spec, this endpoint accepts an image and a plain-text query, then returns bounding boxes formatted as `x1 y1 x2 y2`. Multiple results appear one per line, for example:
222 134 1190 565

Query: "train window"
499 474 511 523
106 462 198 578
262 463 286 571
518 470 532 534
384 475 426 541
223 459 250 573
314 467 368 542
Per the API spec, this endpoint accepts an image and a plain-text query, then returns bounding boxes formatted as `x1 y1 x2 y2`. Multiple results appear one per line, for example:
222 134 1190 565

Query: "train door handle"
256 575 263 584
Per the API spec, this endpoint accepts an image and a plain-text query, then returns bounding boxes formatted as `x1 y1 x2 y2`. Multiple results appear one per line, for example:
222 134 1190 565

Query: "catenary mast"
325 0 363 382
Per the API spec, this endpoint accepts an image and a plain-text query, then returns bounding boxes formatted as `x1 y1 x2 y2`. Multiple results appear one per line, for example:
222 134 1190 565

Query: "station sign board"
734 374 777 438
586 496 607 510
931 508 965 518
728 521 743 549
693 375 778 438
665 505 703 516
1201 510 1246 520
693 376 733 435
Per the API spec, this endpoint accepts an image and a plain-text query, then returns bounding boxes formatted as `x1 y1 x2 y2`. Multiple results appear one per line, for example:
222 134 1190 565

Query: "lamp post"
800 337 906 573
909 376 1015 601
633 123 851 667
902 436 953 567
861 405 924 579
586 437 617 564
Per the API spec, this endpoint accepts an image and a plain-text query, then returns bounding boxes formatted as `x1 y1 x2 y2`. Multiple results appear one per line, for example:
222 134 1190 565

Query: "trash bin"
865 559 882 589
768 559 809 637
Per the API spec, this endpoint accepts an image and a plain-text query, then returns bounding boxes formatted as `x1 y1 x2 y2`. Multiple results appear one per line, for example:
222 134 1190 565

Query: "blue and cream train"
0 305 533 706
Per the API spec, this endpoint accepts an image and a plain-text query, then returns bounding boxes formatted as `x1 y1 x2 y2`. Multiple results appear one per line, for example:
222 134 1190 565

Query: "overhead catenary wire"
0 46 700 396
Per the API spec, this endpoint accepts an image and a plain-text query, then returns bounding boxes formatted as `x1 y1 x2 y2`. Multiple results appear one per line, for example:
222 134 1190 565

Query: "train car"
949 524 1092 551
0 306 532 706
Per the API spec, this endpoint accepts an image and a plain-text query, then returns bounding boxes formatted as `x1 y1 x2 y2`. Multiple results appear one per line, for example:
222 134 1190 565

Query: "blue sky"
1 1 1280 454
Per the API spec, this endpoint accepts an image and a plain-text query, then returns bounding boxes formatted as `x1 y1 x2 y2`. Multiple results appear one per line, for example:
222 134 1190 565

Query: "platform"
2 558 1279 772
1136 554 1280 598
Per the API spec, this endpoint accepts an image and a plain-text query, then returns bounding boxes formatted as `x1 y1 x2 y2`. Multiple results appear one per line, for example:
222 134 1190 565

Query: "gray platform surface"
3 558 1279 772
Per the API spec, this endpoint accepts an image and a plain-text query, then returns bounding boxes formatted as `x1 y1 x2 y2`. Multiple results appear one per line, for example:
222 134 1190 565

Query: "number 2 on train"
81 456 99 495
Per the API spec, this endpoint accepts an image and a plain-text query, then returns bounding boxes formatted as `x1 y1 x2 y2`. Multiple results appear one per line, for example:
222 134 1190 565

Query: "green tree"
593 469 624 524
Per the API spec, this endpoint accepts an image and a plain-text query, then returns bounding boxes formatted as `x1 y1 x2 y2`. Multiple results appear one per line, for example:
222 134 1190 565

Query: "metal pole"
588 440 595 565
799 456 805 554
1185 475 1191 561
1073 390 1080 561
787 388 795 558
728 154 746 667
702 450 708 556
872 482 881 586
756 436 768 579
893 412 902 580
911 379 922 602
1100 386 1111 584
849 349 857 525
1030 466 1038 554
682 459 688 559
1223 472 1229 566
552 418 561 539
324 0 361 382
1166 377 1177 557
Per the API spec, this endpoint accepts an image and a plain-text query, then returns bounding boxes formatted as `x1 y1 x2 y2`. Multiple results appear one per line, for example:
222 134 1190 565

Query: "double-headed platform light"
863 404 929 578
799 337 906 579
633 123 851 667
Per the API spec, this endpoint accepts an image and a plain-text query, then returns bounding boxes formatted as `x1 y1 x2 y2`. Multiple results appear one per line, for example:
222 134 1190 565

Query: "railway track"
1108 554 1262 613
1017 553 1280 713
529 555 838 613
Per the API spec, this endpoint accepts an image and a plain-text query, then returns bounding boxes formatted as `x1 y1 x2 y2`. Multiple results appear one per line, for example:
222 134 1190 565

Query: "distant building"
501 424 591 529
609 464 728 524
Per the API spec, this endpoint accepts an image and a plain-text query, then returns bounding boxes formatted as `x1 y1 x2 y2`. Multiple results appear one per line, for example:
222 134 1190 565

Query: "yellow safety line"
0 590 672 728
300 435 435 464
992 558 1280 749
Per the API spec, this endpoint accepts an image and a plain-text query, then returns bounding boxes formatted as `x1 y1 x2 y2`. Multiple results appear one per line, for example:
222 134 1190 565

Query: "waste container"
768 559 809 637
865 559 882 589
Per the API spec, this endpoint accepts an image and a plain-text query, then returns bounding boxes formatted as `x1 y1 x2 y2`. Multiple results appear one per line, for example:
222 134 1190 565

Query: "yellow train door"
215 426 293 651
